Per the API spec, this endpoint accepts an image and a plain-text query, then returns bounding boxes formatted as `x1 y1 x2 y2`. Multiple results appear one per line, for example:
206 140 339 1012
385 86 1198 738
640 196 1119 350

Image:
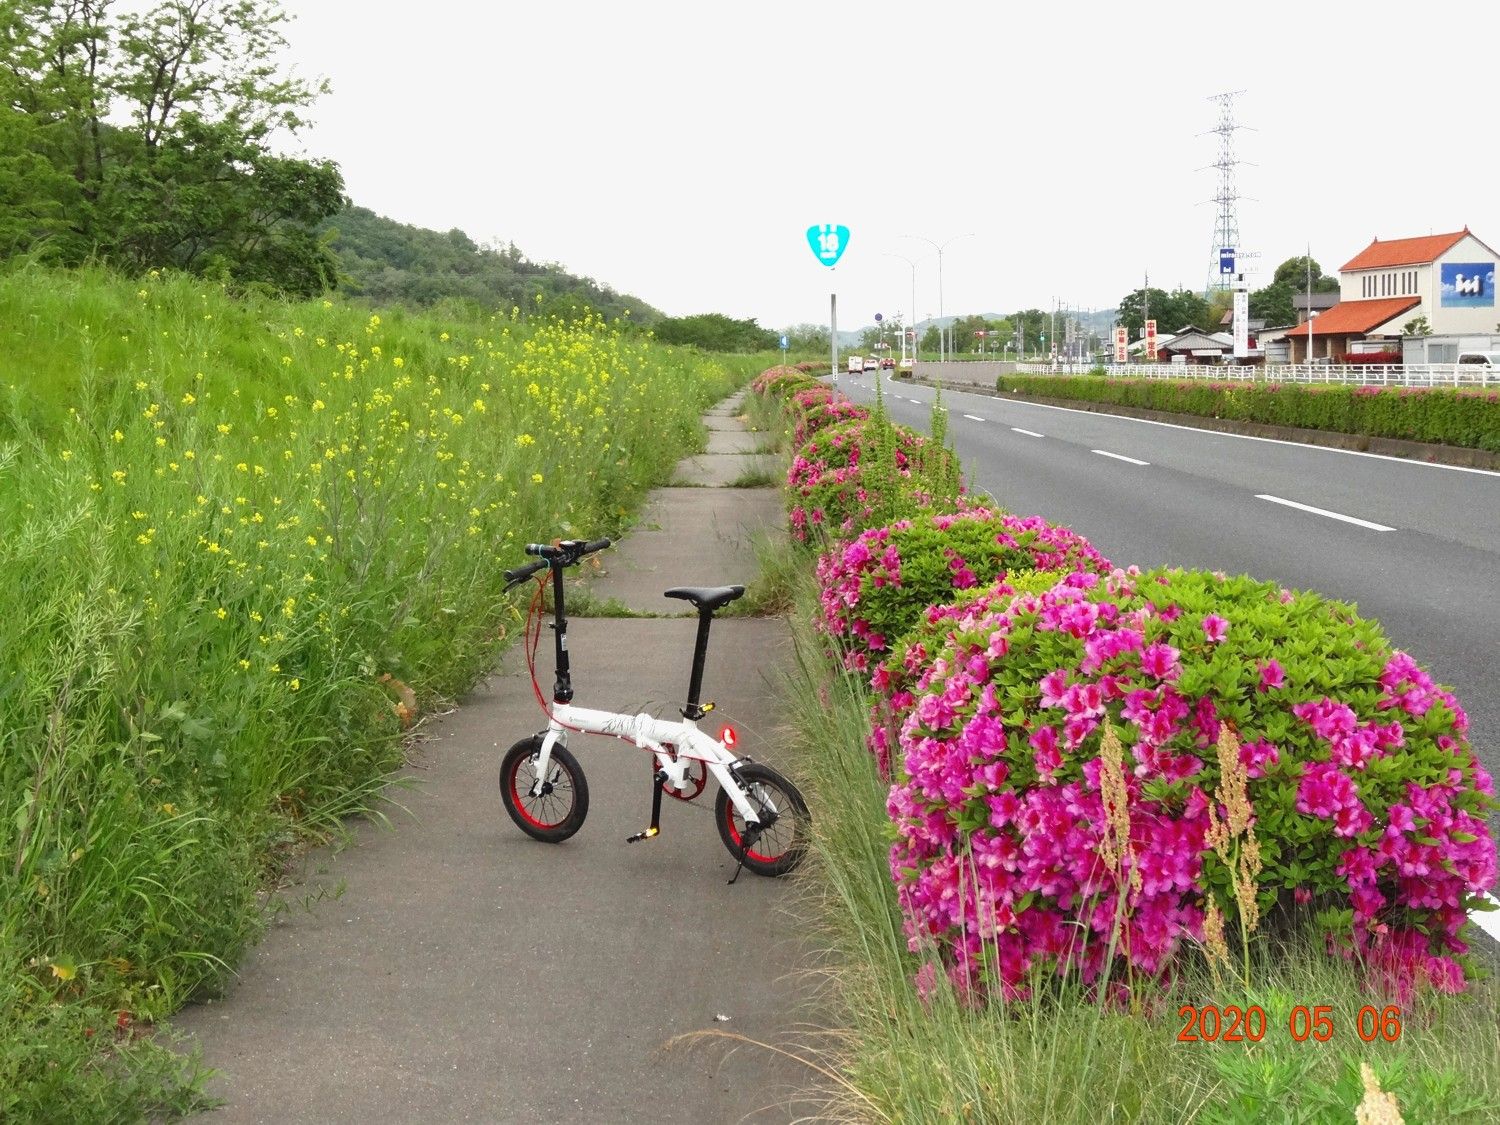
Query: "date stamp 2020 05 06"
1177 1004 1404 1044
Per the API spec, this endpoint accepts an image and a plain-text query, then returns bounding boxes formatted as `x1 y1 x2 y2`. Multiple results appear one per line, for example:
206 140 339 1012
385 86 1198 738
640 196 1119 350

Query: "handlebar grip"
582 537 612 555
504 560 547 585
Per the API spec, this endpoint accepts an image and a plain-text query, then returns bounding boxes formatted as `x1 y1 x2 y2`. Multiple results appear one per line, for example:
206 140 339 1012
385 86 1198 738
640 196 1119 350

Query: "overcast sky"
273 0 1497 333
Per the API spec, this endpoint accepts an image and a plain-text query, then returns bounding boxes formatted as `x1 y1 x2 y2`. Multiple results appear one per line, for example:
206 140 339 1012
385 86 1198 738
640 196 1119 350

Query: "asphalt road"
835 371 1500 806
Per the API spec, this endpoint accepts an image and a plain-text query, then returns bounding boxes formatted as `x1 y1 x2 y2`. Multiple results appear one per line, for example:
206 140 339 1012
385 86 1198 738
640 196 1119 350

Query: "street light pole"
901 233 974 365
884 252 919 364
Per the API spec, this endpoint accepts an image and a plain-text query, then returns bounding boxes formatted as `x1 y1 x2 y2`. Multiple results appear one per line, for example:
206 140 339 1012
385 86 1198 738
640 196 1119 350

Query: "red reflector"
720 725 737 749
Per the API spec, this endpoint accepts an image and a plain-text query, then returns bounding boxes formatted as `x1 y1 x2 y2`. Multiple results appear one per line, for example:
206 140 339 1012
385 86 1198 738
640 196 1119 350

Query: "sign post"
779 333 789 366
1113 325 1128 364
807 224 850 382
1232 275 1249 360
1144 319 1158 362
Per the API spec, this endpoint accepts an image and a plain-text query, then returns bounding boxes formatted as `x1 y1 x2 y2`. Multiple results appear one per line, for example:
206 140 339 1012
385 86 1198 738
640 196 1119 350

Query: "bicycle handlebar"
508 537 613 588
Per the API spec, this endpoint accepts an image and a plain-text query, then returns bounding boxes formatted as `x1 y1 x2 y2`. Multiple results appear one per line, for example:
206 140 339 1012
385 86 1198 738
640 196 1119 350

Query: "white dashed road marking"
962 414 985 422
1255 494 1395 532
1092 449 1150 466
1012 428 1044 438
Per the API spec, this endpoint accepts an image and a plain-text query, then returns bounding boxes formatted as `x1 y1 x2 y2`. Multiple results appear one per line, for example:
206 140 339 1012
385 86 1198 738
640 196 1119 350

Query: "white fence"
1012 362 1500 388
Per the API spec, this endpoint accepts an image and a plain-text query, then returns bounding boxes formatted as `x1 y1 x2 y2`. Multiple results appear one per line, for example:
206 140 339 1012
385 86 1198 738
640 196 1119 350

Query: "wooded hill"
321 206 663 323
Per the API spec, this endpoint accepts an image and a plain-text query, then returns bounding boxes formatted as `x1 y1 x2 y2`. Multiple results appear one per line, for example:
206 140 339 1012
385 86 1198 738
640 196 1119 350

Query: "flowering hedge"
794 397 870 449
867 571 1074 777
816 509 1112 673
888 567 1496 1000
787 417 942 543
750 366 820 399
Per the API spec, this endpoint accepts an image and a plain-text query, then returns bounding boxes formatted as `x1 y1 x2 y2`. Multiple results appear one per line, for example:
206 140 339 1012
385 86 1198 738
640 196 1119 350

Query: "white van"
1457 352 1500 366
847 355 863 374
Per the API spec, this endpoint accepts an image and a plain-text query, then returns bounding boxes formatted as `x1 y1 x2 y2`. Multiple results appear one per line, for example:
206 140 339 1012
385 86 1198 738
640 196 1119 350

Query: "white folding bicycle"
500 538 810 881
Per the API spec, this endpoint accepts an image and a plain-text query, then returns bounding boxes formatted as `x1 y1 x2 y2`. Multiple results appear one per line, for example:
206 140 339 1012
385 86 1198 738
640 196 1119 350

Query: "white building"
1285 228 1499 361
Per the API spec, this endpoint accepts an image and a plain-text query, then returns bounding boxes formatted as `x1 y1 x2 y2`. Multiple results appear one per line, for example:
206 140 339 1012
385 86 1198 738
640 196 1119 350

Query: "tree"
0 0 346 295
1249 282 1295 327
783 323 829 352
1272 255 1340 293
1403 315 1431 337
1116 287 1208 339
653 313 776 352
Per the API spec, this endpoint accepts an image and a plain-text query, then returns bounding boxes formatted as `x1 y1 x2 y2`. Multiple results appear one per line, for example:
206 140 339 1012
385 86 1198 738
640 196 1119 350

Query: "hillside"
321 206 664 323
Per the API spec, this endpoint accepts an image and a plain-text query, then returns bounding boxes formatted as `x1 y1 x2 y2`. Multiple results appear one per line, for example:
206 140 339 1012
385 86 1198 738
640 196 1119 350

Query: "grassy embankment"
0 265 753 1118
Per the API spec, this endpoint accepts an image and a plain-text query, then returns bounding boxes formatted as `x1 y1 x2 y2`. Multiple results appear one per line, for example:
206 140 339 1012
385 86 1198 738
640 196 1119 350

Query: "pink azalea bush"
816 509 1113 673
794 397 870 449
888 567 1496 1001
750 366 818 398
786 418 931 543
867 570 1093 778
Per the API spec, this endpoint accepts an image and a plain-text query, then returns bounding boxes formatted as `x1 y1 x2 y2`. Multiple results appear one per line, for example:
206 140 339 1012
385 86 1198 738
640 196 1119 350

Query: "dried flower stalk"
1355 1062 1404 1125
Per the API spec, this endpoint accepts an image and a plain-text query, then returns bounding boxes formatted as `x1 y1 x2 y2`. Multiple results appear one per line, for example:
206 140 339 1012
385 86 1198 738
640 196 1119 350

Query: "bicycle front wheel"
715 762 809 877
500 736 589 843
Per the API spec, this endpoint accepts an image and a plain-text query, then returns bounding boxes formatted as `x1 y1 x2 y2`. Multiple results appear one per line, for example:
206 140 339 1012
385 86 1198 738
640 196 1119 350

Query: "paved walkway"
172 390 823 1123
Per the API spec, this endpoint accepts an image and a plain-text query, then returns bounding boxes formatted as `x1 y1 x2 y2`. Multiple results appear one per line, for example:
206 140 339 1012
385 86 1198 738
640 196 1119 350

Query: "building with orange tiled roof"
1284 228 1498 361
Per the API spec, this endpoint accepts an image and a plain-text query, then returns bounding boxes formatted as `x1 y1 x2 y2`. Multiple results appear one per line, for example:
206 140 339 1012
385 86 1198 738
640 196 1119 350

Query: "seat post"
681 607 716 720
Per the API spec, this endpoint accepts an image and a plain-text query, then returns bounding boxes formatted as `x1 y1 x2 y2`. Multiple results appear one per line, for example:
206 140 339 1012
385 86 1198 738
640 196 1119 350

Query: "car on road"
897 356 914 375
847 355 863 374
863 357 879 372
1457 352 1500 367
880 357 895 369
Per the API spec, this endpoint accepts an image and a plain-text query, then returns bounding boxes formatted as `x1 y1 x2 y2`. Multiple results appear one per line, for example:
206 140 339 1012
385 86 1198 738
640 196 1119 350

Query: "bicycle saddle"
663 585 746 612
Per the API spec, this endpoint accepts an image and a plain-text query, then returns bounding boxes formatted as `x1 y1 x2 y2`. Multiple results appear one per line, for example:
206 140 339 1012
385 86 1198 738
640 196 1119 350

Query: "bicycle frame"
528 709 766 826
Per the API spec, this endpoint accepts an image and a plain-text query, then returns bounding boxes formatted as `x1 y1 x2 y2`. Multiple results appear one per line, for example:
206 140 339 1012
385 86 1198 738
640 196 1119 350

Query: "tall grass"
0 264 746 1114
781 565 1500 1123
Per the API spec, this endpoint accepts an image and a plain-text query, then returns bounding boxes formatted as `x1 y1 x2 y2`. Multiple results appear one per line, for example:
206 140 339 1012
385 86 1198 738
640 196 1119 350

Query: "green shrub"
995 376 1500 452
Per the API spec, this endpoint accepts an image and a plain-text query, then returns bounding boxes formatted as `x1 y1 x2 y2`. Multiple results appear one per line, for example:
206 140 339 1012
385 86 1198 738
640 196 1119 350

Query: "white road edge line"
1092 449 1150 466
993 394 1500 478
1012 427 1045 437
963 414 986 422
1255 494 1395 531
1473 894 1500 943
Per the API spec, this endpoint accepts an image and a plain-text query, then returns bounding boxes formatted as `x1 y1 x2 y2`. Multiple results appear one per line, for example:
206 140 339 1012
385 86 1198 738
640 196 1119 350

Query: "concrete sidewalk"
172 390 822 1123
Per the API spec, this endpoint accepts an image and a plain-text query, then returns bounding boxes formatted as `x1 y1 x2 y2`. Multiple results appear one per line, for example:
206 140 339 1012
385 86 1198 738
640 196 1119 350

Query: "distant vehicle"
847 355 863 374
863 357 879 372
880 356 895 369
897 356 914 376
1457 352 1500 366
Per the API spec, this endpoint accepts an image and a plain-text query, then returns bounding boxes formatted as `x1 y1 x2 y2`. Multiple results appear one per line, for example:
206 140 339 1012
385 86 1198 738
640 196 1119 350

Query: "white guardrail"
1012 362 1500 388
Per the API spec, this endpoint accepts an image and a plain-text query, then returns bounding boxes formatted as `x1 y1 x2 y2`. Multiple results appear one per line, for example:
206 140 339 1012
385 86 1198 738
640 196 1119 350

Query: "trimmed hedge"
995 376 1500 452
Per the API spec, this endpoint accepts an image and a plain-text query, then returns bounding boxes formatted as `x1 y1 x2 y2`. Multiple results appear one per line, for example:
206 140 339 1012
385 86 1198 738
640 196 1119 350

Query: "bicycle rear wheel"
715 762 809 877
500 736 589 843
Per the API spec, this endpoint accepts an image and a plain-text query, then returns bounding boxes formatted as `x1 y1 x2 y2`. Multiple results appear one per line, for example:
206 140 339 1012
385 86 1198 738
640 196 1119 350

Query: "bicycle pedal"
625 826 660 844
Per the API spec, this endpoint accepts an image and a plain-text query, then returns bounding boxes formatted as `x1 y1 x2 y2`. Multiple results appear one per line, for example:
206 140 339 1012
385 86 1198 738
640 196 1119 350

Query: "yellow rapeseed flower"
531 473 544 484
